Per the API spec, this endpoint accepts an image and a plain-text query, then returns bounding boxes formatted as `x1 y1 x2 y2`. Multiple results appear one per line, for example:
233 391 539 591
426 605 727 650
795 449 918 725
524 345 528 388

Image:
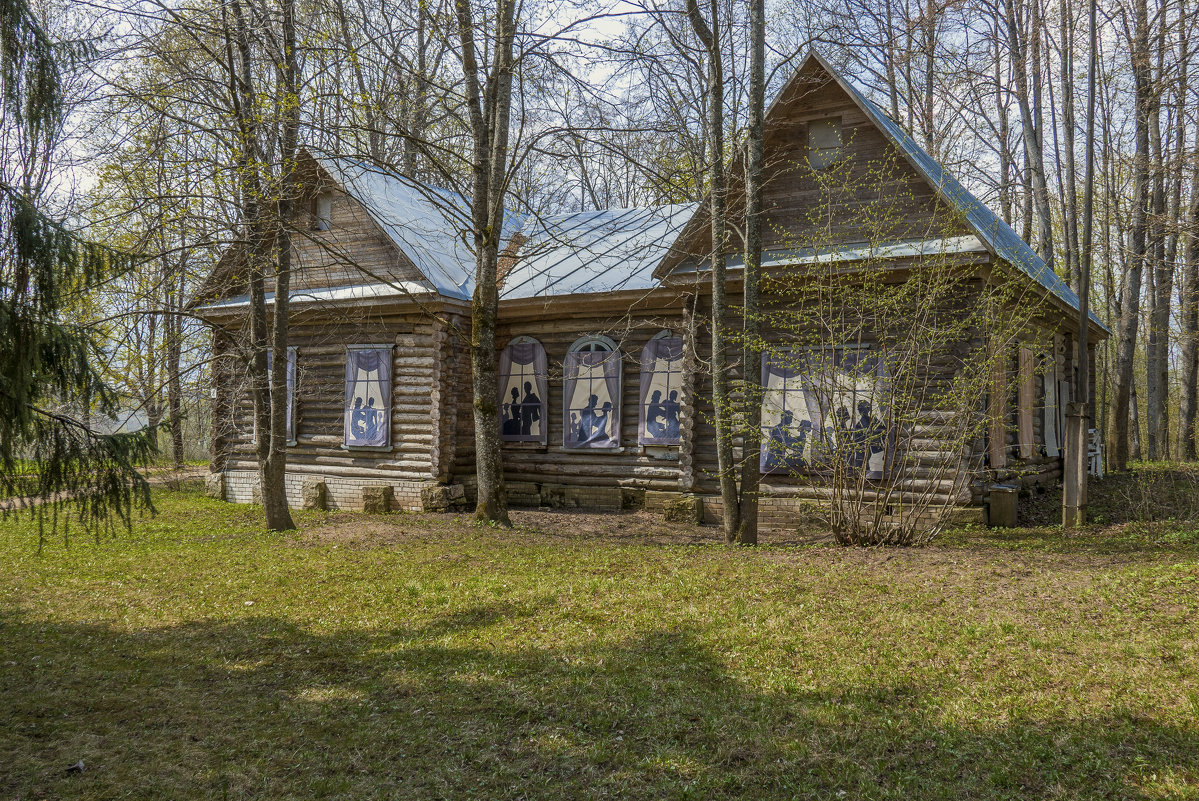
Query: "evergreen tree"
1 0 154 543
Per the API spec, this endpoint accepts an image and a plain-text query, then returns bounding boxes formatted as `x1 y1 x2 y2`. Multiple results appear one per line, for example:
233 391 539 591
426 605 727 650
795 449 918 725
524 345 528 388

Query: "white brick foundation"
221 470 437 512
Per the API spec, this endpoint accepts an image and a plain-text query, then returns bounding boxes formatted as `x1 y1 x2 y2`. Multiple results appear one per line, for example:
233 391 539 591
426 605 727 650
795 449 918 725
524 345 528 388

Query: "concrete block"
362 485 394 514
204 473 225 501
540 484 567 508
302 478 328 510
644 490 681 512
663 494 703 524
621 487 646 511
563 486 623 510
421 483 467 512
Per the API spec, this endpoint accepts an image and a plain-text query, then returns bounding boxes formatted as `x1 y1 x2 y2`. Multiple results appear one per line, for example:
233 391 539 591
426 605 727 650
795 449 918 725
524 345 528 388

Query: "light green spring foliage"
0 0 155 545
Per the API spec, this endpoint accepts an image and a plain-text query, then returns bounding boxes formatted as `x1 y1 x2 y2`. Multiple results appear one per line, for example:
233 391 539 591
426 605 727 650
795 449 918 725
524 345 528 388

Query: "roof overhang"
193 280 449 317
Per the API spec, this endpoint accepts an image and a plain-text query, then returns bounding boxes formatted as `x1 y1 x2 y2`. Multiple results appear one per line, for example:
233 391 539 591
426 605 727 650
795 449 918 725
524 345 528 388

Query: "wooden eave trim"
497 286 690 320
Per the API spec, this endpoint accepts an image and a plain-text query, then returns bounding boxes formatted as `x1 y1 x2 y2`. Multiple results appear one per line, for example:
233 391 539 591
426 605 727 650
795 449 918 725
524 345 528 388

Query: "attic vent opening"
314 194 333 231
808 117 842 170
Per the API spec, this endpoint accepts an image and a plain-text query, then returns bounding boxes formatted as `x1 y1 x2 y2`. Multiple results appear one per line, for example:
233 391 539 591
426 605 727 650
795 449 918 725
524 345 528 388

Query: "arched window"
639 332 683 445
498 336 547 444
564 335 621 449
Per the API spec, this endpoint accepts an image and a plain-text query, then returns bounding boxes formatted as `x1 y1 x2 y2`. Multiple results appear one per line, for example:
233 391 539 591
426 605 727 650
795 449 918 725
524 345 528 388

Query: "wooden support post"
1062 401 1089 527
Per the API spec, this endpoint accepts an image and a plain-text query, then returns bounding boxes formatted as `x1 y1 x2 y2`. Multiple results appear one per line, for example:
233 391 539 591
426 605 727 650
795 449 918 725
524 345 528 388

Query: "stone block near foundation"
302 479 328 510
663 494 704 524
362 485 394 514
621 487 646 511
540 484 567 508
205 473 225 501
562 486 623 510
644 490 681 513
421 483 467 512
506 481 542 508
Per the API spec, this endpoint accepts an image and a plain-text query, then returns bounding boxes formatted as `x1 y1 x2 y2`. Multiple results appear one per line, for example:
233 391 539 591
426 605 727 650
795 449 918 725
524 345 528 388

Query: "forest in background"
8 0 1198 474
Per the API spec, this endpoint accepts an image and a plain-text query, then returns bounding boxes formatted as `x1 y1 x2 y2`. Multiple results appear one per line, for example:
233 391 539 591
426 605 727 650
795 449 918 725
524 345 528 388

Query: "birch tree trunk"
1006 0 1055 271
1108 0 1152 472
687 0 739 540
735 0 765 546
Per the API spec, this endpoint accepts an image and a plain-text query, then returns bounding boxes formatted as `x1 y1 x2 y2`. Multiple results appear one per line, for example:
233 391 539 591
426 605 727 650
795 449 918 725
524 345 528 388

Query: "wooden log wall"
218 301 463 481
458 292 691 492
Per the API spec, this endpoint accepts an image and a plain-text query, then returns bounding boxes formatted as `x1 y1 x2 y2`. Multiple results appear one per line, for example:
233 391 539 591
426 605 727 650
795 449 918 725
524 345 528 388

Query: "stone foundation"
219 469 985 531
221 470 438 512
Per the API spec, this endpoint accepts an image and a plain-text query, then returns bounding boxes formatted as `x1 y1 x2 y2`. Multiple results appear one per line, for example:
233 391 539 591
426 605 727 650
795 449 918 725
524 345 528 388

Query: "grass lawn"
2 479 1198 800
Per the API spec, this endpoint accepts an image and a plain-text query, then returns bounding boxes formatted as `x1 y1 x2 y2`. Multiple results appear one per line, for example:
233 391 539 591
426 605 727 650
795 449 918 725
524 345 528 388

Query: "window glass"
638 335 683 445
761 348 889 478
564 337 620 448
808 117 842 170
314 195 332 230
265 347 298 444
499 337 548 443
344 347 391 448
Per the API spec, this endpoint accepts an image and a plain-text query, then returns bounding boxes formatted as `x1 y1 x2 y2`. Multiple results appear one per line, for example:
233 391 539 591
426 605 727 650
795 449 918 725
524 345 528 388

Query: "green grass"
2 483 1198 800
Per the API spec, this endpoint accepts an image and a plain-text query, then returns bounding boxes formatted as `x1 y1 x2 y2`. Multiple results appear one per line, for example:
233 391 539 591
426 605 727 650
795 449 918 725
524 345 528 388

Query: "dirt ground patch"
299 507 838 550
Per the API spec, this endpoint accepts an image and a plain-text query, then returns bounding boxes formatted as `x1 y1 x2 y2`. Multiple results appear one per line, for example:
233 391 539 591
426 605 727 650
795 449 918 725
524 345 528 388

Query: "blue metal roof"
499 205 697 300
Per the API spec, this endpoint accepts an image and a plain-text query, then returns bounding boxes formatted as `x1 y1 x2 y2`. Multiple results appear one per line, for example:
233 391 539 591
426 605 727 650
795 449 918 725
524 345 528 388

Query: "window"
344 346 392 448
499 336 548 444
638 332 683 445
564 336 621 449
314 194 333 231
1017 345 1036 459
1042 336 1064 458
761 348 889 478
265 346 298 445
808 117 842 170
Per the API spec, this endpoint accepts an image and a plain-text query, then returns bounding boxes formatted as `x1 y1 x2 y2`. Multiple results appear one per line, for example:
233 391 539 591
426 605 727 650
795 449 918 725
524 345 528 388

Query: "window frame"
808 116 843 171
638 330 684 447
498 335 549 446
343 343 393 451
759 345 889 478
563 335 622 449
314 194 333 231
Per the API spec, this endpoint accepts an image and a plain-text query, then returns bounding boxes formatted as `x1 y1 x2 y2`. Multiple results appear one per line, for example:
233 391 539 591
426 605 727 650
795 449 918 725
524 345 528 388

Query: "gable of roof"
499 204 697 300
653 50 1107 333
805 52 1107 333
313 155 485 301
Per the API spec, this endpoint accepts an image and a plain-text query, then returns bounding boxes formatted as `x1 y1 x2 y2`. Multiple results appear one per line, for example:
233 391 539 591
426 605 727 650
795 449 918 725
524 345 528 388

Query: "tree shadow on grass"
2 606 1195 800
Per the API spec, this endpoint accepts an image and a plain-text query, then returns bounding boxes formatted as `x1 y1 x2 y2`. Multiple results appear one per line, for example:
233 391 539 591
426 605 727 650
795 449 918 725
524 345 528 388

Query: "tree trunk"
455 0 515 525
262 0 300 532
735 0 765 546
687 0 739 540
1006 0 1054 271
166 302 184 469
1108 0 1152 471
225 0 294 530
1059 0 1079 291
1179 151 1199 459
1144 45 1168 460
